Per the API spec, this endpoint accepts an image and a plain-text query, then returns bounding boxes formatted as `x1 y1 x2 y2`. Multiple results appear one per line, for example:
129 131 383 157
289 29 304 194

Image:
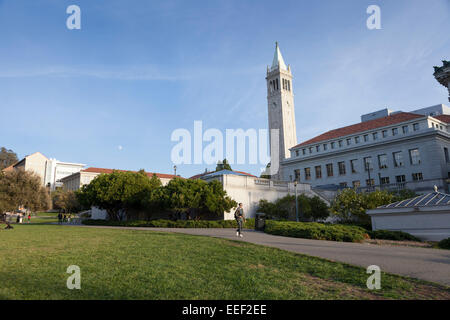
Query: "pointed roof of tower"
271 42 287 71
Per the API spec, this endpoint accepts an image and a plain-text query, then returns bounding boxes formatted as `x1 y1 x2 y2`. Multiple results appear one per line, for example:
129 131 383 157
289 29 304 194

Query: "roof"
189 169 257 179
81 167 179 179
292 112 424 148
433 114 450 123
1 163 16 172
271 42 287 71
377 192 450 209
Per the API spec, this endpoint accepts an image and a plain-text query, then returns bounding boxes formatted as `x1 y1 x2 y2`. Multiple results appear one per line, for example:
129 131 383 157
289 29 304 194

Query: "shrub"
438 237 450 249
368 230 421 242
258 195 329 221
264 220 368 243
82 218 255 229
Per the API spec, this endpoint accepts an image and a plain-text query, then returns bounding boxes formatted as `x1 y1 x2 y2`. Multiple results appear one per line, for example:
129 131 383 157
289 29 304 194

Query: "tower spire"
271 42 287 71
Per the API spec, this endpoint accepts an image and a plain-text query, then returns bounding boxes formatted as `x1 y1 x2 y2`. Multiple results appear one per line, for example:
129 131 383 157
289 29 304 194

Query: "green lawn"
0 225 449 300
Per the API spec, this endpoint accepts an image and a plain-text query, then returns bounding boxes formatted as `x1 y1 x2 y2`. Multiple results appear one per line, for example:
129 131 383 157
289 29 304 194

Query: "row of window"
293 149 422 182
335 173 424 188
294 123 421 157
269 78 291 92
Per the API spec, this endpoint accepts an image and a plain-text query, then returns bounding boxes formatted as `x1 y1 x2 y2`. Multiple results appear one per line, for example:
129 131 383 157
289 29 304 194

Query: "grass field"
0 224 449 300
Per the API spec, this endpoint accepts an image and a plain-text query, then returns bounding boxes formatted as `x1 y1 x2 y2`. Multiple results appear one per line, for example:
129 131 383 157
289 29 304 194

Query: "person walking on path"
58 212 63 225
234 203 245 238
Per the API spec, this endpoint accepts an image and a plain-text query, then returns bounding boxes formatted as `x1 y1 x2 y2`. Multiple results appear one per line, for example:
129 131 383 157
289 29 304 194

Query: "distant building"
11 152 85 190
433 60 450 102
61 167 178 191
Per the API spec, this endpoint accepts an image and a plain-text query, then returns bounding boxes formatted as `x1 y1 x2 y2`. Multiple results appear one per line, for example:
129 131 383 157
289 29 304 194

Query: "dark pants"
236 219 243 234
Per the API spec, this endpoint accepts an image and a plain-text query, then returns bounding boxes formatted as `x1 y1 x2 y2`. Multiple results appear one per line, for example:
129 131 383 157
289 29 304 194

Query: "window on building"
363 157 373 171
352 180 361 188
382 130 388 138
393 151 404 167
413 123 420 131
396 175 406 183
380 177 390 185
378 154 388 169
354 136 360 144
316 145 320 152
294 169 300 181
309 147 313 153
295 150 299 157
366 179 375 186
373 132 378 140
445 147 450 163
350 159 358 173
315 166 322 179
304 168 311 180
287 80 291 91
392 128 398 136
339 182 348 188
323 144 328 151
331 142 335 149
402 125 409 134
409 148 421 165
346 138 351 146
363 134 369 142
338 161 346 175
276 78 279 90
326 163 333 177
338 140 343 147
302 149 306 155
412 172 423 181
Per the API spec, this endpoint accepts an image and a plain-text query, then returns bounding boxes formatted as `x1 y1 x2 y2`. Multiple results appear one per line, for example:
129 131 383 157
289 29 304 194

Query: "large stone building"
9 152 85 190
268 44 450 193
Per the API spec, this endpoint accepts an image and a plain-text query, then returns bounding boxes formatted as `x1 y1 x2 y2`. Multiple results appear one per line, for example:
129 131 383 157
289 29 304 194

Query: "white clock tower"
266 42 297 179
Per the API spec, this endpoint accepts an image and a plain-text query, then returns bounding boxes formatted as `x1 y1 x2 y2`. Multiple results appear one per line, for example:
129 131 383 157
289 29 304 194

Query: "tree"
52 189 82 213
0 147 18 170
216 158 232 171
77 170 160 221
0 169 50 213
308 196 330 221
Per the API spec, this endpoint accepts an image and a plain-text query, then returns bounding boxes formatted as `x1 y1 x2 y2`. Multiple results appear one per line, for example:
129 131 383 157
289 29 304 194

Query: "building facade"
266 43 297 180
12 152 85 190
281 106 450 193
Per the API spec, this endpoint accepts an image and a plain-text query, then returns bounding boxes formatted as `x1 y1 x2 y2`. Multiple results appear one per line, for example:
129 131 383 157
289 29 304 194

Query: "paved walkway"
76 225 450 286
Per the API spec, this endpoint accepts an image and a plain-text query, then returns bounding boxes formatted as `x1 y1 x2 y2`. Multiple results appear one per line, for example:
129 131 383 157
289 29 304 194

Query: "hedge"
438 237 450 249
368 230 421 242
264 220 368 243
82 218 255 229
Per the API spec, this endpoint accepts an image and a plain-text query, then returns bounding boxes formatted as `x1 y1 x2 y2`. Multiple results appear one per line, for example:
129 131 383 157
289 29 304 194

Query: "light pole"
174 165 177 177
294 180 299 222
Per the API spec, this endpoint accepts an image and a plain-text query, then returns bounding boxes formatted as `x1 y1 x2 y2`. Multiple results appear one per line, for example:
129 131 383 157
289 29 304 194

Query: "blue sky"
0 0 449 178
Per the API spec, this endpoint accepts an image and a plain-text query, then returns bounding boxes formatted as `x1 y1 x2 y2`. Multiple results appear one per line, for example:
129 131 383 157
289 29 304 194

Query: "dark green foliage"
0 147 18 170
368 230 421 242
264 220 368 242
82 218 255 229
215 158 232 171
438 237 450 249
258 194 329 221
331 188 417 224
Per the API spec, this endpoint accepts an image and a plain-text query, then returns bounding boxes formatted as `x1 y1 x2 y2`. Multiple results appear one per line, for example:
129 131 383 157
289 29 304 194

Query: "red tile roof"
292 112 424 148
81 167 179 179
433 114 450 123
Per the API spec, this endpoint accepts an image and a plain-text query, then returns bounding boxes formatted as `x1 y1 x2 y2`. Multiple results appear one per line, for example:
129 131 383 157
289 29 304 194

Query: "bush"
258 195 329 221
438 237 450 249
264 220 368 242
82 218 255 229
368 230 421 242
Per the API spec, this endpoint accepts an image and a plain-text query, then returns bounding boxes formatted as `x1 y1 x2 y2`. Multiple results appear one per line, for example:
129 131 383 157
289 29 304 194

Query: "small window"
364 157 373 171
445 147 449 163
366 179 375 186
338 161 346 175
380 177 390 185
354 136 360 144
338 140 343 147
413 123 420 131
331 142 335 149
363 134 369 142
309 147 313 153
382 130 388 138
294 169 301 181
372 132 378 140
295 150 299 157
315 166 322 179
316 145 320 152
409 148 421 165
352 180 360 188
302 149 306 155
350 159 358 173
396 175 406 183
326 163 333 177
392 128 398 136
393 152 404 167
402 125 409 134
346 138 351 146
304 168 311 180
412 172 423 181
378 154 388 169
323 144 328 151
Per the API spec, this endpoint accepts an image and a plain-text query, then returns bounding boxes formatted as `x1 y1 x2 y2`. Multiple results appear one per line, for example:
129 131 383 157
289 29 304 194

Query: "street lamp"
294 180 299 222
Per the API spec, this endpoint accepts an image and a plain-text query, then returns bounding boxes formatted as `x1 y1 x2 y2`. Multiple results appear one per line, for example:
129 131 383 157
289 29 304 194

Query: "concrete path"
76 225 450 286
